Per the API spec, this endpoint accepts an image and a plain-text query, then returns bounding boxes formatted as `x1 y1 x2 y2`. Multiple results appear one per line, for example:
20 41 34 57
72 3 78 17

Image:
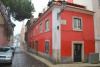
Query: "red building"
27 1 95 63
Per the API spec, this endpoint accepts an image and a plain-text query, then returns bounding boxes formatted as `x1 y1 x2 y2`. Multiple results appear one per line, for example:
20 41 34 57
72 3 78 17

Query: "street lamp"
57 0 67 19
48 0 67 19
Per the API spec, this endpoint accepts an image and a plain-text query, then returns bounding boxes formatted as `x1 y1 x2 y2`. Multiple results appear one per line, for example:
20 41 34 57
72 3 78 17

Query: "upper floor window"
29 42 31 48
39 23 42 33
45 19 50 31
73 17 82 31
32 41 34 49
33 29 35 36
99 0 100 7
45 41 49 54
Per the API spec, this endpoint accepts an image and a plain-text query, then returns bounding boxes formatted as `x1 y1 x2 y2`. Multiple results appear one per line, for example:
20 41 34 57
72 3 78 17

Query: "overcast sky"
13 0 49 36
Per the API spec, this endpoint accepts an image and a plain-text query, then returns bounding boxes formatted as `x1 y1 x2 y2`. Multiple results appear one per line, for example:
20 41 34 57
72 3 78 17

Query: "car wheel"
9 59 12 65
9 61 12 65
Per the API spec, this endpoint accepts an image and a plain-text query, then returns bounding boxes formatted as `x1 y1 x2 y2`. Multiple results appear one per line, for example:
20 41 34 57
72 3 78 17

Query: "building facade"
27 1 95 63
20 22 25 49
66 0 100 61
0 2 15 46
92 0 100 61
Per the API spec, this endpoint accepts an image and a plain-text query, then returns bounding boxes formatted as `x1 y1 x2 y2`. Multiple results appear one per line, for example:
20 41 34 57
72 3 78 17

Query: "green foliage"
1 0 35 21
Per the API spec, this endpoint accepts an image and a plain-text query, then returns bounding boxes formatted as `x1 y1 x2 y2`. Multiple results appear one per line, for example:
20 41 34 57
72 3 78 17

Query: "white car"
0 46 13 64
10 46 16 55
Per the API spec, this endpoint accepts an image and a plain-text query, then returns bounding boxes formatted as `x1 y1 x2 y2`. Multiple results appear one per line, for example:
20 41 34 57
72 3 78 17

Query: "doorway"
72 42 84 62
35 40 38 55
74 43 82 62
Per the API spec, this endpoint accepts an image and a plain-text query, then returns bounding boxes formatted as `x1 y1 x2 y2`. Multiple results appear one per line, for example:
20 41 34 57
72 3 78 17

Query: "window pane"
45 21 47 30
79 19 82 29
78 19 82 30
40 23 42 33
46 21 48 30
33 41 34 48
45 20 49 31
74 19 77 29
73 18 82 30
45 41 49 53
78 20 80 29
33 29 35 36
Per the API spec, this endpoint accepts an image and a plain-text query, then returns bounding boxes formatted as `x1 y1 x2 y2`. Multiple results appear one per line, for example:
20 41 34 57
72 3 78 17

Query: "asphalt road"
0 48 48 67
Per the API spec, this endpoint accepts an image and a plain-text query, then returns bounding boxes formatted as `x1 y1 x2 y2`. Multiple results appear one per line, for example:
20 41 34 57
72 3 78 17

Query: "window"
32 41 34 49
30 42 32 48
45 41 49 54
73 17 82 31
45 20 50 31
33 29 35 36
28 42 31 48
30 31 32 37
39 23 42 33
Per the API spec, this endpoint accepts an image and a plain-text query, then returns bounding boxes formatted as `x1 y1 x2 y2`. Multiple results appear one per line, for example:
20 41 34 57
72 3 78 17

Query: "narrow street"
0 48 48 67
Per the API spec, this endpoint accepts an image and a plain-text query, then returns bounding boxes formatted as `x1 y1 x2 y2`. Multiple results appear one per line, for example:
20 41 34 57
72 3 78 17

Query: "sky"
13 0 49 36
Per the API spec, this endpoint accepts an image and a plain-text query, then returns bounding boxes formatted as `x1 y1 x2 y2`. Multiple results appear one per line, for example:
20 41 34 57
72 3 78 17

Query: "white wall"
73 0 93 11
93 0 100 61
52 7 61 62
52 8 61 50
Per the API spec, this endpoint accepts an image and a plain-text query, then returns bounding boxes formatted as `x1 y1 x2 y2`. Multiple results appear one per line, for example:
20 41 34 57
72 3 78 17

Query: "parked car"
10 46 16 55
0 46 13 64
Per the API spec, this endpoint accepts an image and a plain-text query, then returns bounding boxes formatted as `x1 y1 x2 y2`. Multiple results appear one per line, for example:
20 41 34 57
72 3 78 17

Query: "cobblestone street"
0 48 48 67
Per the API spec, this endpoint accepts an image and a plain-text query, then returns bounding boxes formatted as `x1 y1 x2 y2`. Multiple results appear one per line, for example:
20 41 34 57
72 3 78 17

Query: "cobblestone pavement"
0 48 48 67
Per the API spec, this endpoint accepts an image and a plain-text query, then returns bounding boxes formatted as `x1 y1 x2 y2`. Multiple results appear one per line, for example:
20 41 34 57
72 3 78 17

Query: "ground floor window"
30 42 31 48
32 41 34 49
45 41 49 54
28 42 31 48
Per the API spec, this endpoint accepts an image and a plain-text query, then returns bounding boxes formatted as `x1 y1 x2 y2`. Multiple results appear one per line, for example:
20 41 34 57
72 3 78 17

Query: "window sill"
39 32 43 34
73 29 82 31
45 52 49 55
45 30 50 32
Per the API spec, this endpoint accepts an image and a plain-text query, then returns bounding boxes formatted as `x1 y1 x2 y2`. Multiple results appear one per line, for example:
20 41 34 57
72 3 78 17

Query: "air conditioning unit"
88 53 99 64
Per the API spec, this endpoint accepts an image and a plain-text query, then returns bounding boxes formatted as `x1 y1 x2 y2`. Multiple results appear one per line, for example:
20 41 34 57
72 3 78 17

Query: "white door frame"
72 41 84 62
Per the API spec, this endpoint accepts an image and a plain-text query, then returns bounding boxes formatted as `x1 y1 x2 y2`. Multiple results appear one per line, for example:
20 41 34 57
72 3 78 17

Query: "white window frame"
39 23 42 33
45 40 50 54
45 19 50 32
73 17 82 31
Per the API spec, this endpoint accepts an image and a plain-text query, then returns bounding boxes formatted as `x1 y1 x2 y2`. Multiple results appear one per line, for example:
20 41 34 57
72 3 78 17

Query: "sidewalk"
24 50 100 67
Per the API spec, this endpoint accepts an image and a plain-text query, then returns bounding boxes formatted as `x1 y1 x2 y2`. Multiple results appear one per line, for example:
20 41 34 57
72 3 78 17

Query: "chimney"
38 13 42 17
31 15 34 19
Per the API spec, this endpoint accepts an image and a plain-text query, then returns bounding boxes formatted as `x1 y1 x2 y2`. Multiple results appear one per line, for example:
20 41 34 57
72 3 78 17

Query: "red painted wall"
61 10 95 57
28 12 52 56
67 0 73 3
28 7 95 58
0 34 8 46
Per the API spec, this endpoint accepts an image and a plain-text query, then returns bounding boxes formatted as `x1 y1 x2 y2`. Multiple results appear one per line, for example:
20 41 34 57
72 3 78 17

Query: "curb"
23 50 54 67
23 49 100 67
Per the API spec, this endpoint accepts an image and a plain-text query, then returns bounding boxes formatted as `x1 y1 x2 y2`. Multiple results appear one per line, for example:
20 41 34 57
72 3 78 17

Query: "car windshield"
0 48 10 52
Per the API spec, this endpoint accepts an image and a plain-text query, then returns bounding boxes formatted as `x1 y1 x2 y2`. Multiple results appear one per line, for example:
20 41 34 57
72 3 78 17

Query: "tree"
1 0 35 21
